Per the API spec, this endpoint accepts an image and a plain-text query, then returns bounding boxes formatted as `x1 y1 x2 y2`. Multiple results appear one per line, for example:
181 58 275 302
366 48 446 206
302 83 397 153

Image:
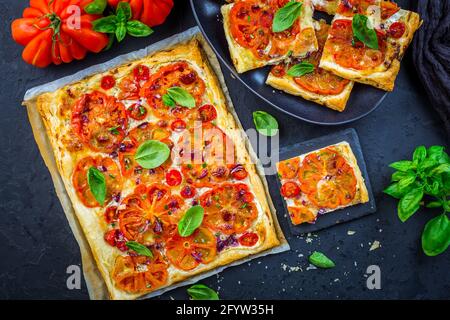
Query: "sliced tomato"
104 206 118 224
270 64 287 78
128 122 171 146
388 22 406 39
165 228 217 271
72 156 123 208
71 91 128 152
280 181 301 198
127 103 147 121
288 206 317 225
230 164 248 180
298 148 357 209
180 185 196 199
133 64 150 82
200 183 257 235
101 75 116 90
165 169 182 186
278 158 300 179
170 119 187 132
336 0 378 16
112 253 168 293
197 104 218 122
239 232 259 247
118 74 140 100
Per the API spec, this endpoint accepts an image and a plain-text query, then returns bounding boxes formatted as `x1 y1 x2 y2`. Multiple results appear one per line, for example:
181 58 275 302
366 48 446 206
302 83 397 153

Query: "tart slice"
222 0 318 73
266 20 354 112
319 0 421 91
277 142 369 225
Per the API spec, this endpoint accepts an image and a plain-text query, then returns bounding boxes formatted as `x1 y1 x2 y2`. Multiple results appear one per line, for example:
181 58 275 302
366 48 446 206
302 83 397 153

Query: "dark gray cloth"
412 0 450 139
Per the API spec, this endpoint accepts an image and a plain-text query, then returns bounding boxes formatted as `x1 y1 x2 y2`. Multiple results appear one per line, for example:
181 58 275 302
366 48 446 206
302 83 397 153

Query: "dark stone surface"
0 0 448 300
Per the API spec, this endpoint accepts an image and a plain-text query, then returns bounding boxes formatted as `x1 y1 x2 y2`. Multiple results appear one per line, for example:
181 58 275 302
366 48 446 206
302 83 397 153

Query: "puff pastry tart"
266 20 354 112
35 39 281 299
319 0 421 91
277 142 369 225
222 0 318 73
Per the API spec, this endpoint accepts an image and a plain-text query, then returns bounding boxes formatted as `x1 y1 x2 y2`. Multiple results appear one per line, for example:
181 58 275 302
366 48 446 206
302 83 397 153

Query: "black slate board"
277 128 376 235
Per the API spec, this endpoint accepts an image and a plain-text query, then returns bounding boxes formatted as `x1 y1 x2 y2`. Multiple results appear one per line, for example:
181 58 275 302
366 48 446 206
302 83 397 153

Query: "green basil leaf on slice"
309 251 335 269
127 20 154 37
421 214 450 256
398 188 423 222
162 94 175 107
187 284 219 300
125 241 153 257
253 111 279 137
272 1 302 33
116 1 132 21
92 15 118 33
87 167 106 205
84 0 107 15
178 205 204 237
287 62 314 77
166 87 196 108
115 22 127 42
389 160 414 172
413 145 427 166
134 140 170 169
352 14 378 50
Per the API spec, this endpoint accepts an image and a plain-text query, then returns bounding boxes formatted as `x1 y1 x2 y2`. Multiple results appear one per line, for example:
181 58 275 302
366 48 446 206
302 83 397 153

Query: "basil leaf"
187 284 219 300
383 182 413 199
165 87 196 108
134 140 170 169
398 188 423 222
391 170 411 182
352 14 378 50
430 163 450 176
84 0 107 14
419 158 438 171
115 22 127 42
427 146 449 164
398 174 416 189
421 214 450 256
426 201 442 209
253 111 279 137
104 34 115 51
92 16 118 33
162 94 175 107
389 160 413 172
413 146 427 166
125 241 153 257
272 1 302 33
309 251 335 269
287 62 314 77
116 1 132 21
178 205 204 237
87 167 106 205
127 20 153 37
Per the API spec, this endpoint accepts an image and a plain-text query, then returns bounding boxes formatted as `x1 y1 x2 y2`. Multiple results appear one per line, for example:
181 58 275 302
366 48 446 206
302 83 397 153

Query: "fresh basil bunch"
384 145 450 256
92 2 153 43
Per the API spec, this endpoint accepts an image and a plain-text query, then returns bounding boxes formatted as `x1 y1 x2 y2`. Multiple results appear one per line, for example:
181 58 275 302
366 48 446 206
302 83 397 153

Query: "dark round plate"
190 0 388 125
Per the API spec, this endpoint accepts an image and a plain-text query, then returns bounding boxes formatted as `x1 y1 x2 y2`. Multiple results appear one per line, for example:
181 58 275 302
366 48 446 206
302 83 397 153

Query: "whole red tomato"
108 0 174 27
11 0 109 68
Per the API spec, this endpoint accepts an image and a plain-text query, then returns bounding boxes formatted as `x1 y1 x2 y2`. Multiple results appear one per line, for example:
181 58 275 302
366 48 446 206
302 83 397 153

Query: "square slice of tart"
319 0 421 91
222 0 318 73
276 141 369 225
266 20 354 112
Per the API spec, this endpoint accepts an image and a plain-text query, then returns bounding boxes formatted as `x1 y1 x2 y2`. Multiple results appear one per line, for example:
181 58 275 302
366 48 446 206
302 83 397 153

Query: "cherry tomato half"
388 22 406 39
133 65 150 82
230 164 248 180
239 232 259 247
127 103 147 121
171 119 187 132
180 185 196 198
166 169 182 186
101 75 116 90
198 104 217 122
280 181 300 198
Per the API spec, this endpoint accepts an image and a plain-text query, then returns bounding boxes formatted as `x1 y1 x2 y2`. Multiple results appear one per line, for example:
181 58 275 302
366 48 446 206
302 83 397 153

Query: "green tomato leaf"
398 188 423 222
253 111 279 137
352 14 379 50
125 241 153 257
84 0 107 14
134 140 170 169
413 145 427 166
127 20 154 37
178 205 204 237
187 284 219 300
421 214 450 256
87 167 106 205
166 87 196 108
309 251 335 269
116 1 132 21
272 1 302 33
287 62 314 77
115 22 127 42
389 160 414 172
92 15 118 33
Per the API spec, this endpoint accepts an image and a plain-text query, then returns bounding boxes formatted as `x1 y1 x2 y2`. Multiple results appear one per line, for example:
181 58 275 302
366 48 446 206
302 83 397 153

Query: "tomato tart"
277 142 369 225
312 0 339 14
319 0 422 91
33 39 282 299
266 20 354 111
221 0 318 73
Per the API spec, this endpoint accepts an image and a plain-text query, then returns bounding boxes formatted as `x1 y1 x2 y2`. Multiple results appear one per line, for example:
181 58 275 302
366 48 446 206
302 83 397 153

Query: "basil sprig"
309 251 336 269
272 1 303 33
84 0 107 15
187 284 219 300
287 62 314 77
87 167 106 205
92 2 153 43
352 14 378 50
384 145 450 256
125 241 153 258
253 111 279 137
178 205 204 237
134 140 170 169
163 87 196 108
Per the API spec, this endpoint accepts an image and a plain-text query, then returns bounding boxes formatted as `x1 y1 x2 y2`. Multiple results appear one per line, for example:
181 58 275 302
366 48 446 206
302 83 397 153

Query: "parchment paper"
23 27 289 300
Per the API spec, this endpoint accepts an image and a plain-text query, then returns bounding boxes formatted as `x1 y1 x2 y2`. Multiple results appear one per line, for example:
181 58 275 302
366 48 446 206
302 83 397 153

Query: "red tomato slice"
101 75 116 90
165 169 182 186
127 103 147 121
388 22 406 39
280 181 301 198
239 232 259 247
180 185 196 199
133 64 150 82
171 119 187 132
198 104 217 122
230 164 248 180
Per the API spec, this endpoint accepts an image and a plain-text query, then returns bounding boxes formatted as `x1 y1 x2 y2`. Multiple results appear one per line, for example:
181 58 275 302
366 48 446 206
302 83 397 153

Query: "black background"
0 0 448 300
